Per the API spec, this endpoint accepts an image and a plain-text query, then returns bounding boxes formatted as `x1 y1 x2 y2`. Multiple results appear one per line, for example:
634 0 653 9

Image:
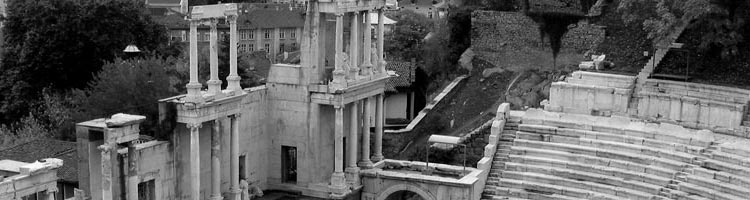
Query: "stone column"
127 142 138 200
359 98 373 168
229 115 241 200
99 142 118 200
377 9 387 74
345 101 359 185
330 105 347 193
186 20 203 103
208 19 222 95
210 120 222 200
46 188 57 200
188 123 202 200
332 13 347 89
227 15 242 92
372 94 384 162
360 10 373 76
348 12 360 79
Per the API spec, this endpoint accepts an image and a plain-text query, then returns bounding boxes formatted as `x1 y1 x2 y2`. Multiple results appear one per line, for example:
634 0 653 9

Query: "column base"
229 187 242 200
207 80 223 97
371 155 384 162
209 195 223 200
226 75 243 93
329 171 350 198
344 167 360 186
358 160 374 169
185 82 205 103
360 63 373 77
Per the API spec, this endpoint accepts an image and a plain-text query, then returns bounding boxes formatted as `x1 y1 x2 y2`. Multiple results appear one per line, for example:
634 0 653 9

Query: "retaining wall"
547 71 635 115
636 79 750 134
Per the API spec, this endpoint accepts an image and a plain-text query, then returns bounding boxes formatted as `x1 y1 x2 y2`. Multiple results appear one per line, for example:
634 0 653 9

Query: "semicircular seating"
482 109 750 200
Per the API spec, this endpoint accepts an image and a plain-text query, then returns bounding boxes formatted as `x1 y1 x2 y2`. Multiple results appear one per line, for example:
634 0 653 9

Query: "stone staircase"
481 113 520 200
627 23 690 115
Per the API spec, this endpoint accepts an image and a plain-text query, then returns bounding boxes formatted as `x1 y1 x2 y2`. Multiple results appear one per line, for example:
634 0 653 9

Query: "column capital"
226 15 237 23
97 142 116 153
187 122 203 130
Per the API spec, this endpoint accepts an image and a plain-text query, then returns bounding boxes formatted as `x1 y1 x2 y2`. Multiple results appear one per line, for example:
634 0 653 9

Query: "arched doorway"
375 184 436 200
384 190 425 200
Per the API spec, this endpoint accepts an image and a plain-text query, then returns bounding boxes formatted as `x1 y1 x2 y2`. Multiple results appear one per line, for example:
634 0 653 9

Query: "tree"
70 57 181 139
384 10 432 61
0 0 171 124
618 0 747 57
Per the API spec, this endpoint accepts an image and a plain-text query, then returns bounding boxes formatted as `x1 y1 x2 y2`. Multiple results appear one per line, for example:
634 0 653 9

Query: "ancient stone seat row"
510 146 676 180
491 178 625 200
503 158 661 196
515 116 750 200
641 79 750 104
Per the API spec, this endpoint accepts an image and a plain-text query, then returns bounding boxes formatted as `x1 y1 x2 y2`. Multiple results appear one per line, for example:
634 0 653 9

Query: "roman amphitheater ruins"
68 1 750 200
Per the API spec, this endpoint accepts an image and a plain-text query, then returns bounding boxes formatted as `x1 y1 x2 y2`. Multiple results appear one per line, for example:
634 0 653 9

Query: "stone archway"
375 183 437 200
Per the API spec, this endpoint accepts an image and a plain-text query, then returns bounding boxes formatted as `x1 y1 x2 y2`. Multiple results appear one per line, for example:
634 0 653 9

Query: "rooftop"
151 3 305 29
0 138 77 183
385 61 416 92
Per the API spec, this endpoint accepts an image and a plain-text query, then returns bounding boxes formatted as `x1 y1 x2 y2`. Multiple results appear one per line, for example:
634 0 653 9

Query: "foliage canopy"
0 0 172 124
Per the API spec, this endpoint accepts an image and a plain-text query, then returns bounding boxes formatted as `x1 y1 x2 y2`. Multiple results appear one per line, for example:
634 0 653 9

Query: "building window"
281 146 297 183
280 44 285 53
291 43 296 50
240 44 246 52
240 30 248 40
249 29 255 39
264 29 271 39
290 29 296 39
138 180 156 200
249 43 255 51
279 30 285 39
264 43 270 54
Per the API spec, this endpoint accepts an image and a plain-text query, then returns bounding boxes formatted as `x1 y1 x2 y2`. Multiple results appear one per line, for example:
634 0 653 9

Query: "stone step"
502 162 664 196
495 178 637 200
484 186 581 200
510 145 677 179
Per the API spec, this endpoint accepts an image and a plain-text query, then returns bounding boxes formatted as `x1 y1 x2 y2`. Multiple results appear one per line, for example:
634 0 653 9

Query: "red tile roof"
0 138 78 183
385 61 416 92
151 3 305 29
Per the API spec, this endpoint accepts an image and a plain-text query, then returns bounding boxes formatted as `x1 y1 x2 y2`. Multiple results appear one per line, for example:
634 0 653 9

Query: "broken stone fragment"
105 113 146 127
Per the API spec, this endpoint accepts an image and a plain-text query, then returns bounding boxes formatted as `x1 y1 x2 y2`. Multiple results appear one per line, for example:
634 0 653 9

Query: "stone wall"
470 10 605 71
636 79 750 136
471 11 604 52
547 71 635 115
0 159 61 200
360 160 483 200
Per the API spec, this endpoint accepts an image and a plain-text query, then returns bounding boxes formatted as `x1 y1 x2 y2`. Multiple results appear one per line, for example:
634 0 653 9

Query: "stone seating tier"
513 132 750 199
568 71 636 89
509 146 676 180
499 166 655 199
503 160 662 195
492 178 627 200
516 124 750 181
642 79 750 104
511 111 750 199
507 154 671 187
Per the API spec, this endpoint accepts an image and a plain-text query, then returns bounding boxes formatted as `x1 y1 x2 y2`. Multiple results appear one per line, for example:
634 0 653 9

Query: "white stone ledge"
385 75 468 134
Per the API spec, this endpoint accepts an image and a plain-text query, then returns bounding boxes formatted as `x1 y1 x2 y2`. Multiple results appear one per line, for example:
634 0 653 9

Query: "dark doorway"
137 180 156 200
281 146 297 183
385 190 425 200
239 155 246 180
